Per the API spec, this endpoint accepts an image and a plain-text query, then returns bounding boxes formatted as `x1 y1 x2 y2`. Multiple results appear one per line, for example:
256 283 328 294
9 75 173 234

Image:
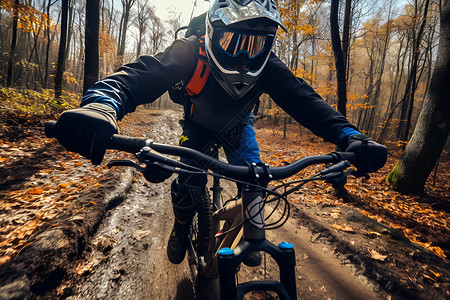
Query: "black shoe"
243 251 262 267
167 221 190 264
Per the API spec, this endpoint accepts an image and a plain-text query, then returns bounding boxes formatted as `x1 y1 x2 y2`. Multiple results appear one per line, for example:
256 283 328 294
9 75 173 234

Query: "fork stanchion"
278 242 297 300
218 247 238 299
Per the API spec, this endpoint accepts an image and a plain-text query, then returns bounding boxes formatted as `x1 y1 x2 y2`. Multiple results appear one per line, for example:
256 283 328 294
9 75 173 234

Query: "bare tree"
6 0 19 87
44 0 56 88
148 14 165 55
166 9 182 42
54 0 69 99
134 0 153 58
83 0 99 93
330 0 348 117
116 0 136 66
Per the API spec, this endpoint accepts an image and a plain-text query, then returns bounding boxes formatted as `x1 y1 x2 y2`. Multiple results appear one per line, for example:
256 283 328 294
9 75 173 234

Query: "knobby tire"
190 194 213 299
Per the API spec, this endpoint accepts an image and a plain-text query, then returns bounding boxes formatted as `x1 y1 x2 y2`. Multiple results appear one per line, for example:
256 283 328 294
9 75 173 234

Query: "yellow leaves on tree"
99 28 118 76
1 0 54 35
277 0 321 36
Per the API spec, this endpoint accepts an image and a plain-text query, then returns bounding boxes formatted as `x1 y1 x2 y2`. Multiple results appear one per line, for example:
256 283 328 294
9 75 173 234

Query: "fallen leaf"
430 269 441 277
363 230 381 238
423 274 437 282
28 187 43 194
369 249 387 261
429 246 446 259
330 212 340 219
60 183 69 188
331 224 356 233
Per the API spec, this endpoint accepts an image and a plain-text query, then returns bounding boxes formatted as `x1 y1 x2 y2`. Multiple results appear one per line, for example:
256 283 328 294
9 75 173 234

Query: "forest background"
0 0 449 286
1 0 448 172
0 0 447 147
1 0 446 140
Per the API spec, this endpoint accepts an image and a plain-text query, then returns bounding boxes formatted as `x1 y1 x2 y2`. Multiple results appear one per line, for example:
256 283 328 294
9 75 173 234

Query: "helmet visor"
212 29 274 71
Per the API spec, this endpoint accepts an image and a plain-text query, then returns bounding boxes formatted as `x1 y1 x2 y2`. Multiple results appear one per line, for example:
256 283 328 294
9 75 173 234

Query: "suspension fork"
217 184 298 300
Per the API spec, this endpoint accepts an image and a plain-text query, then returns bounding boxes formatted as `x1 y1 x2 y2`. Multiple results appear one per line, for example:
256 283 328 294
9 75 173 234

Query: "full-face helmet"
205 0 286 99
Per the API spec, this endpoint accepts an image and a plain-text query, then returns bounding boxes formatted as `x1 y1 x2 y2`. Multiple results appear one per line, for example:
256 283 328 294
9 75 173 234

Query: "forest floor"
0 92 449 299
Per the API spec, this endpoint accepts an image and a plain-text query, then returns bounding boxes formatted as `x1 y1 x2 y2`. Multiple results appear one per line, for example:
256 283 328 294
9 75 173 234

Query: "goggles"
217 31 274 59
211 29 275 71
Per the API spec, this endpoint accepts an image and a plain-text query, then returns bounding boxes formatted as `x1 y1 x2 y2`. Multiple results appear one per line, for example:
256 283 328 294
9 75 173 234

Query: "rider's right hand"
53 103 118 165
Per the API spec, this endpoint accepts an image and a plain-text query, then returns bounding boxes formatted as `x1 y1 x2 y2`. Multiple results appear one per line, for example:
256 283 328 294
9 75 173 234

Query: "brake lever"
321 171 348 188
320 160 351 175
107 159 145 172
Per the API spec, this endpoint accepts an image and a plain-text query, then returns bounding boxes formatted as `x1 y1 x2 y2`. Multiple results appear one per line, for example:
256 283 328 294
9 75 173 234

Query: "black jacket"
82 36 356 146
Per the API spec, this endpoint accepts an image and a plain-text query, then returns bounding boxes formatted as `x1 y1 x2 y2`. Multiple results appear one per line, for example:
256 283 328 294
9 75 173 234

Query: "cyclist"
51 0 387 265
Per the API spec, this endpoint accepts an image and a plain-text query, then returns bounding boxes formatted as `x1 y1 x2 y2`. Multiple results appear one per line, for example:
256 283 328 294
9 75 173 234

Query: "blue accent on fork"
278 242 293 250
218 247 235 256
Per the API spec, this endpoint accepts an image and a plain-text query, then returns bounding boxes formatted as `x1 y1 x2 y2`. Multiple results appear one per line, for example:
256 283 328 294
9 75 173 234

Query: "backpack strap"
185 36 210 97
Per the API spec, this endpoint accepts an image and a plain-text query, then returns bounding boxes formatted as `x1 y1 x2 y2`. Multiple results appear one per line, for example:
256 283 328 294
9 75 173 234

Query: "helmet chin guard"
205 0 284 100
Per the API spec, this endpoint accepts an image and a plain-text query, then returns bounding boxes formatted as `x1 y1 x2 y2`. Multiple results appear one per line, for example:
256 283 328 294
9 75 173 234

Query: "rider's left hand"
345 134 387 175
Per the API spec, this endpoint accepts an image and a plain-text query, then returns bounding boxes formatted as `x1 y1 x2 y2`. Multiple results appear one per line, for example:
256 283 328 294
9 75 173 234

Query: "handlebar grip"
109 135 150 154
44 121 57 138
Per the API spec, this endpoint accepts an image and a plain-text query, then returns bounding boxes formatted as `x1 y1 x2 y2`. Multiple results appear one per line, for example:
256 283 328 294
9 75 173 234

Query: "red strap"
185 36 210 97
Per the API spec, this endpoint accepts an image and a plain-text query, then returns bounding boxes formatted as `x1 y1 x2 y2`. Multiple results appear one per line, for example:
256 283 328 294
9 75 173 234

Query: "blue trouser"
171 117 261 222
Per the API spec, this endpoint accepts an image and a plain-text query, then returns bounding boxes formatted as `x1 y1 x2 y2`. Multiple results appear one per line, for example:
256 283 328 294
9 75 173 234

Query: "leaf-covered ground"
254 120 449 298
254 119 449 262
0 93 448 298
0 91 132 267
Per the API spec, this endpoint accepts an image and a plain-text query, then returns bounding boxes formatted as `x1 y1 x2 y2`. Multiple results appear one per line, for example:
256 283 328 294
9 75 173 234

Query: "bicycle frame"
200 180 297 300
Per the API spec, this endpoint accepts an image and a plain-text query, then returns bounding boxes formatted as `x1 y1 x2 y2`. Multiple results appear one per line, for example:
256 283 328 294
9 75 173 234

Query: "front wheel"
188 194 214 299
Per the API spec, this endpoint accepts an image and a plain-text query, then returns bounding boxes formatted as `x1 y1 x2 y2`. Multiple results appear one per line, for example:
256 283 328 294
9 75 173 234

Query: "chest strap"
185 36 210 97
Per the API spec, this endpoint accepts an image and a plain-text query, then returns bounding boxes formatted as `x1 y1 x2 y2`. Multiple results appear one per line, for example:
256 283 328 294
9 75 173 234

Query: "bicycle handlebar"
45 121 357 182
108 135 357 181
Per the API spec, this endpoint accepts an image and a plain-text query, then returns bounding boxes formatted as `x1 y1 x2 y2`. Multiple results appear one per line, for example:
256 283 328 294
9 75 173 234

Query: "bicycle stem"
242 185 265 241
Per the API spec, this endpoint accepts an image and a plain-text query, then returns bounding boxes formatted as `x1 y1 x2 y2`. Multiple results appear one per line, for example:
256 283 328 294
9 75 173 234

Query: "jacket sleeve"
261 53 358 147
81 36 199 120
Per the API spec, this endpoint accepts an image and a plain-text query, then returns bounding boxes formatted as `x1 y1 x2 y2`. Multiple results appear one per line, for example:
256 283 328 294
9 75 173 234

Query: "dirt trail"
67 110 193 299
65 109 382 300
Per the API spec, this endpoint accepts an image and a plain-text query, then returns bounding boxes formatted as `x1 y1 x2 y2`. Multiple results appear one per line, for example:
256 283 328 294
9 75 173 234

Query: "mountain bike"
45 122 358 300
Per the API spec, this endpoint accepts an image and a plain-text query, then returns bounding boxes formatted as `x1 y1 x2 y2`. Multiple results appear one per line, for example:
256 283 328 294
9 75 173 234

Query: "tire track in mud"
69 109 195 299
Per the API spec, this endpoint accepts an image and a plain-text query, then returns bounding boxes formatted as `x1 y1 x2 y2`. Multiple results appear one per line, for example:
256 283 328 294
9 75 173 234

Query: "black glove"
345 134 387 175
54 103 118 165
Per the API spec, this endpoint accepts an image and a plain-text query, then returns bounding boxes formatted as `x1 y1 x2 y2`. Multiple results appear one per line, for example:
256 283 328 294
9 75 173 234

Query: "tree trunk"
83 0 100 93
397 0 430 142
330 0 347 117
387 0 450 194
6 0 20 87
64 0 74 68
116 0 135 67
367 4 393 137
0 9 4 58
342 0 351 82
54 0 69 100
44 0 53 88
